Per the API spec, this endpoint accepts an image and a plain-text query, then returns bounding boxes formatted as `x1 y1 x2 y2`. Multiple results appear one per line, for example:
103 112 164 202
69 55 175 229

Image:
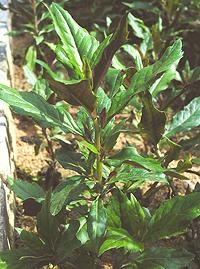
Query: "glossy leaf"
50 176 86 215
108 40 183 118
144 192 200 242
99 227 143 256
87 198 107 253
49 3 99 74
110 165 167 185
108 146 165 172
165 96 200 138
0 84 83 136
7 178 45 203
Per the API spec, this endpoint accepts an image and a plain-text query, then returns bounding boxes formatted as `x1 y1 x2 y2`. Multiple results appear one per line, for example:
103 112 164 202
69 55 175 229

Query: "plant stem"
94 116 103 185
42 128 55 164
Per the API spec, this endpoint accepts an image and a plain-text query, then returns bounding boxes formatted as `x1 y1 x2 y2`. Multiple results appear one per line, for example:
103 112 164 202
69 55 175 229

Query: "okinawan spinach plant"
0 2 200 269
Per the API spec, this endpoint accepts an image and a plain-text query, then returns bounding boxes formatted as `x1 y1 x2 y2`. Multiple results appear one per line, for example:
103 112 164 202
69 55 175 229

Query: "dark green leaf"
37 192 60 247
7 178 45 203
93 13 128 90
87 198 107 253
38 60 97 113
108 146 165 172
134 247 193 269
165 96 200 137
144 192 200 242
56 221 81 262
55 147 86 174
138 92 166 146
50 176 85 215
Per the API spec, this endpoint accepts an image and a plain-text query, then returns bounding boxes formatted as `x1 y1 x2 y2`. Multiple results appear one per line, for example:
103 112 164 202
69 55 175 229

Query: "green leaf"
50 176 85 215
110 165 167 186
114 190 147 240
32 78 53 100
79 140 99 154
0 258 7 269
96 87 111 115
144 192 200 242
76 217 89 245
56 221 81 262
55 147 86 174
105 68 125 97
38 60 97 113
134 247 194 269
99 227 143 256
0 247 50 269
129 39 182 94
108 40 183 119
49 3 99 75
0 85 83 136
123 44 143 71
123 1 157 11
102 119 127 151
128 13 150 40
24 45 37 72
7 178 45 203
23 65 37 86
87 198 107 253
37 192 60 247
93 13 128 90
138 92 166 146
149 68 177 97
107 194 121 228
108 146 165 172
165 96 200 137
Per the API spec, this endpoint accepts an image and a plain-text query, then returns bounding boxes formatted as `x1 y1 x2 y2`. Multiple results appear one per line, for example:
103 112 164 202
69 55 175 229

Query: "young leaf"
87 198 107 253
134 247 194 269
165 96 200 138
99 227 143 256
0 85 83 136
37 192 60 248
149 68 177 97
114 190 147 240
108 40 183 119
144 192 200 242
138 92 166 146
7 178 45 203
50 176 85 216
49 3 99 75
93 13 128 90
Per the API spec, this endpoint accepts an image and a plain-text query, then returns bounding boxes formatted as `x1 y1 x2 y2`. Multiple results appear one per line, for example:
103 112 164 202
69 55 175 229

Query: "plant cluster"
0 2 200 269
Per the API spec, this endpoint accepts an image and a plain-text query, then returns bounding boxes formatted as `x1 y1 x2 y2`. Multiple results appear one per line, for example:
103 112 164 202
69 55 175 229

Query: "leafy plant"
0 2 200 269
